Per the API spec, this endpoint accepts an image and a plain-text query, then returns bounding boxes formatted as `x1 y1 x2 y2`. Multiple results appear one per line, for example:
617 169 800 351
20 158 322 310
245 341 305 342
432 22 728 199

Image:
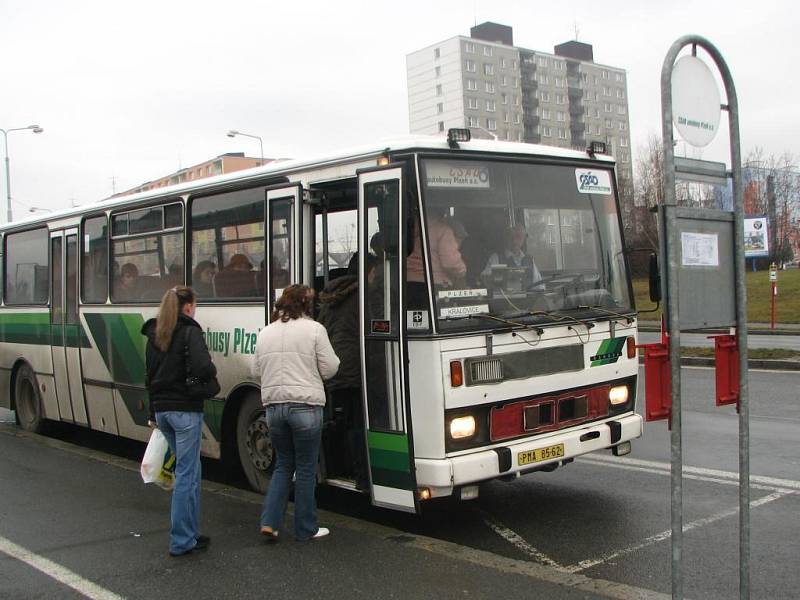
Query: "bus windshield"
417 158 632 331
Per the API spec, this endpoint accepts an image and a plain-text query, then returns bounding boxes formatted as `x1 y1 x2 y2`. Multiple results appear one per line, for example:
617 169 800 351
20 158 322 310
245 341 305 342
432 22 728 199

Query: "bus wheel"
236 393 273 493
15 364 45 433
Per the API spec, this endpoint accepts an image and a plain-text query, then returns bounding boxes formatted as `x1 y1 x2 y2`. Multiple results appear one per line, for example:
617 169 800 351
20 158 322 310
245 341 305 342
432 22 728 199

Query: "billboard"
744 216 769 257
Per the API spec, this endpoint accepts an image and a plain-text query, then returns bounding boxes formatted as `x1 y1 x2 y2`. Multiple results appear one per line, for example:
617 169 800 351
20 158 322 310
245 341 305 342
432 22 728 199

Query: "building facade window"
465 42 476 53
500 75 507 86
434 48 440 59
467 97 479 109
467 78 477 91
615 72 624 82
604 102 612 112
540 91 550 102
485 99 496 112
435 66 441 77
484 63 494 75
438 121 445 132
620 137 629 147
538 74 548 84
606 119 613 129
556 93 565 104
602 70 609 79
617 88 625 99
538 56 547 67
542 109 551 120
466 59 476 72
500 57 506 68
436 84 442 96
543 126 552 137
486 118 497 131
503 111 509 123
556 111 565 122
514 113 520 124
468 116 479 127
501 93 508 105
617 105 626 115
485 81 495 93
483 46 492 56
618 121 627 131
437 102 443 114
558 128 568 139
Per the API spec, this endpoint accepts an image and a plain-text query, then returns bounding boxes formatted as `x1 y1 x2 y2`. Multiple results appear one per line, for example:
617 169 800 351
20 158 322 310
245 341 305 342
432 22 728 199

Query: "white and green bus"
0 130 642 513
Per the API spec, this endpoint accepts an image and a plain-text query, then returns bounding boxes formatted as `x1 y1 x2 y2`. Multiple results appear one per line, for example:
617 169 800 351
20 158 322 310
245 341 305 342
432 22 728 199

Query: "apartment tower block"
406 22 633 185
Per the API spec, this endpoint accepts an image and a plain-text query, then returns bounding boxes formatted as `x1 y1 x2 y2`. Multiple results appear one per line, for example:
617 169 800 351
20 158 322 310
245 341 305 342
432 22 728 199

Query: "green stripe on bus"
367 431 410 454
591 337 626 367
0 312 51 344
369 447 411 472
370 466 415 490
83 313 146 385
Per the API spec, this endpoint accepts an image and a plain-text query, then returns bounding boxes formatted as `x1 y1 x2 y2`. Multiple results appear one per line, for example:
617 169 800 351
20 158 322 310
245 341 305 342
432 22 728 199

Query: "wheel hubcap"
18 380 35 426
245 414 273 471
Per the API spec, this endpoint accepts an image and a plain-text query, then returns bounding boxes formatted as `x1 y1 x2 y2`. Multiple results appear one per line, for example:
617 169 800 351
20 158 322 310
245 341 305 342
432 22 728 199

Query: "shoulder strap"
183 326 193 379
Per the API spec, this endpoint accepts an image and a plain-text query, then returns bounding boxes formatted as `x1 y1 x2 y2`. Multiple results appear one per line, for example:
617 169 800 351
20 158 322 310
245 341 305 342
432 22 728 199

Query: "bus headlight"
609 385 629 406
449 416 476 440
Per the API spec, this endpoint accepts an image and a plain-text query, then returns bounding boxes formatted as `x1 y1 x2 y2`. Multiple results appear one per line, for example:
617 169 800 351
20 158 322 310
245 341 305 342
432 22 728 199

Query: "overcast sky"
1 0 796 219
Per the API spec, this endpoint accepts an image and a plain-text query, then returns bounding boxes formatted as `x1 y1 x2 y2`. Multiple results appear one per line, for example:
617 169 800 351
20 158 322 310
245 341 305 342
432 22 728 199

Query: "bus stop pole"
660 39 684 600
662 35 749 599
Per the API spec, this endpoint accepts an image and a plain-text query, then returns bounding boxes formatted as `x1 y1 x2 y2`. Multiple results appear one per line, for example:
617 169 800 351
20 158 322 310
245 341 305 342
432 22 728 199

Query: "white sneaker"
311 527 330 539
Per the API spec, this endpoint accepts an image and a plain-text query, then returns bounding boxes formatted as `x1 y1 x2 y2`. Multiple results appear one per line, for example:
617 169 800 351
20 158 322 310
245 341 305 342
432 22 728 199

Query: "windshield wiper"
574 305 636 325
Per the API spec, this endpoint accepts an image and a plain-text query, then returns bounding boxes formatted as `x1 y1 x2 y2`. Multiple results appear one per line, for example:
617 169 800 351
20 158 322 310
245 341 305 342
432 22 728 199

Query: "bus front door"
266 183 303 313
357 166 419 514
49 230 88 426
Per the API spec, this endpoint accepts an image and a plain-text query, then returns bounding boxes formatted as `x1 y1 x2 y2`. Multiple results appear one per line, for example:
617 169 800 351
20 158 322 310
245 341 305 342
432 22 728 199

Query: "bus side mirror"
648 253 661 303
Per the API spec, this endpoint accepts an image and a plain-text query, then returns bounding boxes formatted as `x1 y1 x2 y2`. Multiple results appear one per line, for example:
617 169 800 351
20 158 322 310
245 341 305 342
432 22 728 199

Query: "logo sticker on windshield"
575 169 612 195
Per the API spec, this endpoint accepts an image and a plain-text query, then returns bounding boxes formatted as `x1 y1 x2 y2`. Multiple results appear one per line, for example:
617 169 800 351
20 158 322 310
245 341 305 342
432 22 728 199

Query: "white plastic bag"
141 429 176 490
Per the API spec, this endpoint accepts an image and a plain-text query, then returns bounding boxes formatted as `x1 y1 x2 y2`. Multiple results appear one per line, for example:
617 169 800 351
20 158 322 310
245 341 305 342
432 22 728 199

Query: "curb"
638 357 800 371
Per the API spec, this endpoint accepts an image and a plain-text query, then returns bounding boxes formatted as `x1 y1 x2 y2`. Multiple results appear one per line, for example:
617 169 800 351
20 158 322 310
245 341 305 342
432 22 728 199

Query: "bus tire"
14 364 46 433
236 392 273 494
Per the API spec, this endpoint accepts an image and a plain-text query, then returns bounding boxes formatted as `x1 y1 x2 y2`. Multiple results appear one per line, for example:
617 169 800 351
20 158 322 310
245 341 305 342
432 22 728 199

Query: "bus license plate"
518 443 565 466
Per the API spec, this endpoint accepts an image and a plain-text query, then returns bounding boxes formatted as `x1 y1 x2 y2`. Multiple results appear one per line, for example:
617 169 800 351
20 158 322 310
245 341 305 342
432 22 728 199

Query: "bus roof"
2 134 615 231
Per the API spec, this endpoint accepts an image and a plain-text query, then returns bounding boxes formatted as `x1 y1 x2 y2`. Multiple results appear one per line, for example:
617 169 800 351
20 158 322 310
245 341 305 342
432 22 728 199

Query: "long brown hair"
272 284 313 323
155 286 196 351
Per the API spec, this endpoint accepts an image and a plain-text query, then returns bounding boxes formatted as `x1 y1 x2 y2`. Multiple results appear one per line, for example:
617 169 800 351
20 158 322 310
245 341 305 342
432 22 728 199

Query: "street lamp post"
227 130 264 166
1 124 44 223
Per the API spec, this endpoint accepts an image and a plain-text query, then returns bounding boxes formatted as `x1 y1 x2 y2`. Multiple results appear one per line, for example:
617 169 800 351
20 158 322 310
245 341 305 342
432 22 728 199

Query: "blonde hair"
155 286 196 352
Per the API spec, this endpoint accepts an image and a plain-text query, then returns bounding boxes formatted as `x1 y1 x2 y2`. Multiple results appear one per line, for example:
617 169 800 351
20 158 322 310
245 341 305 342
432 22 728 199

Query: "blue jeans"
155 411 203 554
260 403 323 541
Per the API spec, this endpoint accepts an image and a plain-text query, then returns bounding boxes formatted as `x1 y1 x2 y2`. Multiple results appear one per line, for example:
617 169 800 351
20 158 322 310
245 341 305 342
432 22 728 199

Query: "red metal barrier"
709 334 739 412
638 318 672 425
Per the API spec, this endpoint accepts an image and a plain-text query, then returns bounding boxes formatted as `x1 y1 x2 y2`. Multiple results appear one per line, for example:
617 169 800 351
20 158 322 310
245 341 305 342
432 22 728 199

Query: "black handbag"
183 327 221 400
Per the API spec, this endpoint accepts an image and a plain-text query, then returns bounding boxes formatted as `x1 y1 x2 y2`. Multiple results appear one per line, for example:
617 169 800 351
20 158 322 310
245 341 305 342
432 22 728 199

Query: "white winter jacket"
252 316 340 406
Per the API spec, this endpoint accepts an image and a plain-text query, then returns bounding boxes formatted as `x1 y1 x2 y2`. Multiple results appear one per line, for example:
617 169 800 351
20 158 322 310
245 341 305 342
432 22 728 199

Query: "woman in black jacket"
142 286 217 557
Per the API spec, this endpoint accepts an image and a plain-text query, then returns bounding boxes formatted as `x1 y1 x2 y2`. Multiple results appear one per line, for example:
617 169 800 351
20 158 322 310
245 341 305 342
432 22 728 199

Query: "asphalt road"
1 365 798 599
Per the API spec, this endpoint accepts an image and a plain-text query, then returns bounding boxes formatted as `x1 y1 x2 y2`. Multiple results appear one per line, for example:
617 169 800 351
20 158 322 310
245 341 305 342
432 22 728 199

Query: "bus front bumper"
415 413 643 499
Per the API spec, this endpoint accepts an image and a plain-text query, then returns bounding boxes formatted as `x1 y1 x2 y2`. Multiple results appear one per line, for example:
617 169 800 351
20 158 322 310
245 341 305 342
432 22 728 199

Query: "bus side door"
50 229 88 426
266 183 303 313
357 165 419 514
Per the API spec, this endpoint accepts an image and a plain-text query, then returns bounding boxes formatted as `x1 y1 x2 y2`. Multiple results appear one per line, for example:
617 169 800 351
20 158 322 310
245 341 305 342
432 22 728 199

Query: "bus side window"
82 215 109 304
191 187 265 301
4 228 49 306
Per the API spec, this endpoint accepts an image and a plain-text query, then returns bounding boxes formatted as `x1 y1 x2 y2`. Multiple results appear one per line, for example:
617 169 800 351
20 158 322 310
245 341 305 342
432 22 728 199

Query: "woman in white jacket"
253 284 340 541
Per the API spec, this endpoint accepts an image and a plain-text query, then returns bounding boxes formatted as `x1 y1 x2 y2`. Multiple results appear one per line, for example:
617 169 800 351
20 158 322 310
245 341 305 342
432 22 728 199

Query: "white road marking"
0 535 124 600
567 490 792 573
580 454 800 492
476 509 566 570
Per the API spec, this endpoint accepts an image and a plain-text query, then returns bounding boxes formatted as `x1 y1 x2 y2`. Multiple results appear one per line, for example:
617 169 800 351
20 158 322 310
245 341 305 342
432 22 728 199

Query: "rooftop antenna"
573 19 580 41
110 175 117 195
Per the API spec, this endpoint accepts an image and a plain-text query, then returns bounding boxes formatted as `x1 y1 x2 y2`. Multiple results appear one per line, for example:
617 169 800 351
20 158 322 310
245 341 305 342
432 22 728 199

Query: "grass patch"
634 267 800 324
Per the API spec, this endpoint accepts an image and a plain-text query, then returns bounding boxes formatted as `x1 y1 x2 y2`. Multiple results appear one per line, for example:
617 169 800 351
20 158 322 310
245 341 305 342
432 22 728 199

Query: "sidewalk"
0 425 668 600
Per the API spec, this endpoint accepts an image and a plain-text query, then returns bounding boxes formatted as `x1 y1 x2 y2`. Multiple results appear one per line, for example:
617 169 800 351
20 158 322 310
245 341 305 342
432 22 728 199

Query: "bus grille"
468 358 504 384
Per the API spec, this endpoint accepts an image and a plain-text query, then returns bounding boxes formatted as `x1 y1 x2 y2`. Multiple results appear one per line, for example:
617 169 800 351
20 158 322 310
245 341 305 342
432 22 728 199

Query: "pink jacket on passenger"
407 217 466 286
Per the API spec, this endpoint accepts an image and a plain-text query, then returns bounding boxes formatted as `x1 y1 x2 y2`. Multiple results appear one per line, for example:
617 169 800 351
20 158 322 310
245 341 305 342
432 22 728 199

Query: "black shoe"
195 535 211 550
169 535 210 557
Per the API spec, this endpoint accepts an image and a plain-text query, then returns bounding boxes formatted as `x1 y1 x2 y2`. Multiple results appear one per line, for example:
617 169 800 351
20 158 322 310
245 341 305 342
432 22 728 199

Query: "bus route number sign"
518 443 565 466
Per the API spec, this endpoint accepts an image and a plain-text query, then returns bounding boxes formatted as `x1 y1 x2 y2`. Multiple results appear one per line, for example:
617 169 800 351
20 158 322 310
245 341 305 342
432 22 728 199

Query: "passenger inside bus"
215 253 257 297
192 260 217 297
116 263 139 300
407 210 465 307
